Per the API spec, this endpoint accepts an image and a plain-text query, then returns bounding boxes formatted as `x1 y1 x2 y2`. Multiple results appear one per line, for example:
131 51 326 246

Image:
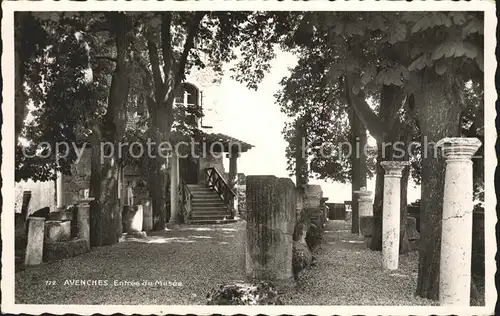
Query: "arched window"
174 82 200 109
174 82 203 127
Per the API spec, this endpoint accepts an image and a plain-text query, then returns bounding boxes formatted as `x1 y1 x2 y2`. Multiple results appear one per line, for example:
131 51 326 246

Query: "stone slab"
246 176 295 281
43 238 90 261
24 217 45 265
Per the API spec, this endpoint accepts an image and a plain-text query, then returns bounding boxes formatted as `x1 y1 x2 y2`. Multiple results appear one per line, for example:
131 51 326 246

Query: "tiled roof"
200 132 254 153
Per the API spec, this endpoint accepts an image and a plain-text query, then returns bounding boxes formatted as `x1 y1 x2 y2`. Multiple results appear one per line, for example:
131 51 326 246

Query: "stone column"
170 152 180 224
380 161 409 270
56 171 64 209
353 187 373 238
246 176 296 283
227 152 239 217
437 137 481 306
76 198 93 250
24 217 45 265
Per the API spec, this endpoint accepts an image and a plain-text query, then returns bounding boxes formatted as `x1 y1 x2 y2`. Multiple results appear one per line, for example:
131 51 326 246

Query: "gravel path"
282 220 437 305
15 221 247 305
16 219 439 305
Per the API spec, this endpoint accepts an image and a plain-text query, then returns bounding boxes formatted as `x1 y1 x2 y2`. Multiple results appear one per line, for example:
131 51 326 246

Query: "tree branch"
344 76 385 140
147 38 164 102
161 12 173 86
172 12 206 90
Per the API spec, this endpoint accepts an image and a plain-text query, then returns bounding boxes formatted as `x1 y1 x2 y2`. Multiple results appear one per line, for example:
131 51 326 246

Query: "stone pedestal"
122 205 143 233
437 137 481 306
170 152 180 224
141 198 153 232
353 187 373 238
24 217 45 265
380 161 409 270
246 176 296 283
76 198 92 249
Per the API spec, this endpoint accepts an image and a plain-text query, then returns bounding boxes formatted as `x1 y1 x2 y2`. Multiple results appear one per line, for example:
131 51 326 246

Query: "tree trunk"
349 108 367 234
370 142 384 250
369 85 410 253
14 14 28 142
88 13 130 246
414 73 462 300
149 106 172 230
89 146 122 246
295 116 308 187
399 166 410 253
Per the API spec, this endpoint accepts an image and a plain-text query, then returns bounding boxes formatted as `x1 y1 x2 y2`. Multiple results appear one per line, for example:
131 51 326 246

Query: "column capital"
380 161 410 177
353 186 373 201
436 137 482 162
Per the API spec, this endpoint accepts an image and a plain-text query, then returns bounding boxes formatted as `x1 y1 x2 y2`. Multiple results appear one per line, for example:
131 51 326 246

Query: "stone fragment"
292 241 312 280
24 217 45 265
44 220 71 242
405 216 420 241
43 238 90 261
246 176 295 282
122 205 143 233
206 281 284 305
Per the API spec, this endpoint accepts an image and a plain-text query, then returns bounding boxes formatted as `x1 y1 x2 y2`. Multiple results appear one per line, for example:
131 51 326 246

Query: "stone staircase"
187 184 236 225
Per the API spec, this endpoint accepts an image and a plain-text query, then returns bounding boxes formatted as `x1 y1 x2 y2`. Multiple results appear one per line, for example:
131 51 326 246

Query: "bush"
206 281 284 305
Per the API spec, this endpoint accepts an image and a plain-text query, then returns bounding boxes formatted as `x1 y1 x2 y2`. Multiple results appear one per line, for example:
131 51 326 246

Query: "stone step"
191 191 219 196
189 189 214 194
188 185 212 189
191 213 229 219
189 219 237 225
191 201 225 206
191 212 228 217
191 195 221 202
192 205 228 211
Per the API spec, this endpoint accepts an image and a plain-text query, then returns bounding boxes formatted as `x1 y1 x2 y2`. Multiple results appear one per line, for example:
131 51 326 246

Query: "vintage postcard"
2 0 497 315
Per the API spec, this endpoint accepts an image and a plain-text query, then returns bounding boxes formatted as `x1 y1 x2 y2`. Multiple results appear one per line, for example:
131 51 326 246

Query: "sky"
199 51 422 204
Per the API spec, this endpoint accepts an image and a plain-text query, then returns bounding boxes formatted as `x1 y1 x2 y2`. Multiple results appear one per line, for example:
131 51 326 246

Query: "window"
174 82 203 127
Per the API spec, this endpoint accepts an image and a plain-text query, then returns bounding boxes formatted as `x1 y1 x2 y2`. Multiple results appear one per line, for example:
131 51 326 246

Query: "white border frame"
2 1 496 315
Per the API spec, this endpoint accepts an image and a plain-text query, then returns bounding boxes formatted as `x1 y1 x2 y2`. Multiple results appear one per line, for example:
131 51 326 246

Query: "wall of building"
15 179 56 214
198 153 225 184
